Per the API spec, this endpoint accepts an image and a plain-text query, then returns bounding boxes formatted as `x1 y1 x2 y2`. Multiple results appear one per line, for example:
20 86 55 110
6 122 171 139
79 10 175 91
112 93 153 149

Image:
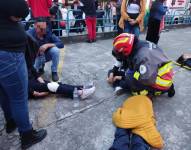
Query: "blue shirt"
27 28 64 49
150 1 167 21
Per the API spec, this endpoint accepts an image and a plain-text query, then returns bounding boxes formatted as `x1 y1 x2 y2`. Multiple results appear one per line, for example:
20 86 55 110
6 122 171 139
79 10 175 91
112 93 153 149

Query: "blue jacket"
27 28 64 49
150 1 167 21
96 9 105 19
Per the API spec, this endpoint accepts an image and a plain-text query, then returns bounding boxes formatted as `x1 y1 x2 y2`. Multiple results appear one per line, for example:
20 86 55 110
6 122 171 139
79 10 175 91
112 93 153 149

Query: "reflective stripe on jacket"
131 41 173 91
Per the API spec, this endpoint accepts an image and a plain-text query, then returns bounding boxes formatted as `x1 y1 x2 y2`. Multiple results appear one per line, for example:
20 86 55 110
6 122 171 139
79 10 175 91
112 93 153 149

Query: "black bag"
176 54 191 69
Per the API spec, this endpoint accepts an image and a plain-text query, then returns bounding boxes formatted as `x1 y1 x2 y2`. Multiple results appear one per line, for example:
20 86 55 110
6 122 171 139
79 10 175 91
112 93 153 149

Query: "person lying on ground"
109 95 164 150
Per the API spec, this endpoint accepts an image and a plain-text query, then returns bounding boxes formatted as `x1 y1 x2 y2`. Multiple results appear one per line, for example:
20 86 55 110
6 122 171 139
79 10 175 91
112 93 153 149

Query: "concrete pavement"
0 27 191 150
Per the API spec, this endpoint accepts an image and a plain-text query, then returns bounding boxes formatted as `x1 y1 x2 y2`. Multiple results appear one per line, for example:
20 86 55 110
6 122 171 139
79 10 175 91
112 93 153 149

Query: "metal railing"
165 14 191 25
22 9 191 37
164 9 191 26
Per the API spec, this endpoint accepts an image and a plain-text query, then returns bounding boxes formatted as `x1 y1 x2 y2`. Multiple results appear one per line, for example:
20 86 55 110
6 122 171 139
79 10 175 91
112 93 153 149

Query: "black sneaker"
20 129 47 150
168 84 175 97
38 64 45 75
38 68 44 75
52 72 59 82
5 119 17 134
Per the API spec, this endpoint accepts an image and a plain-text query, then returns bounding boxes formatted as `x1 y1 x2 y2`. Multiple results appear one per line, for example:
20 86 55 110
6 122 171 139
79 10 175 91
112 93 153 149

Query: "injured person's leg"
29 79 96 99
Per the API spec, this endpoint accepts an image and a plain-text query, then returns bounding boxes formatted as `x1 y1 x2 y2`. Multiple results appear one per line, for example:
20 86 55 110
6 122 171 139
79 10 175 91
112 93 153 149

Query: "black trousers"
29 78 83 98
146 17 161 45
117 14 123 35
96 19 104 32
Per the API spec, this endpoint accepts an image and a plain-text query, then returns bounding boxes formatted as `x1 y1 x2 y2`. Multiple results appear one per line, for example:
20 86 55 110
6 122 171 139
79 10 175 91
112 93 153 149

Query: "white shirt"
127 3 140 14
112 6 117 16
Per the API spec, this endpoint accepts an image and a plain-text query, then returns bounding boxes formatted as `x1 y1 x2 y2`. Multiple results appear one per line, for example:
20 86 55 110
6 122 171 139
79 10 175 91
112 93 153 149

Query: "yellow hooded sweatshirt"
112 95 164 149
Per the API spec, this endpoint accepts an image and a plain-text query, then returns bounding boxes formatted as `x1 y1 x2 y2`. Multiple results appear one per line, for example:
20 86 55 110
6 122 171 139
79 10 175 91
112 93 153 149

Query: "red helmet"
113 33 135 57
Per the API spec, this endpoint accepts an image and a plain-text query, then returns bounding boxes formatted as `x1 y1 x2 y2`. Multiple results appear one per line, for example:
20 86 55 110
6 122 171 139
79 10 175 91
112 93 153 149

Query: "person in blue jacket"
146 0 167 44
27 20 64 82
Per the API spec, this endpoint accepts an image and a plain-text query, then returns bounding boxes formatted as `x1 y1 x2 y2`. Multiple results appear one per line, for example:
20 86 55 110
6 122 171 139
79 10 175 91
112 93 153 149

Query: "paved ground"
0 27 191 150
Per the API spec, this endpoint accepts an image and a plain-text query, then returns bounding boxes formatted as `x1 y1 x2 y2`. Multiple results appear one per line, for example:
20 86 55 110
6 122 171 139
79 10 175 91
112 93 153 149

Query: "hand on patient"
37 77 45 83
107 72 114 84
107 72 122 84
113 76 122 81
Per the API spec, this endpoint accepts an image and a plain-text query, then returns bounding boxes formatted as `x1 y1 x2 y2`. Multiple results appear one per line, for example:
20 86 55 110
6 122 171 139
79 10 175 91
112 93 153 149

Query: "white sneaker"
114 86 124 95
83 81 95 89
80 86 96 100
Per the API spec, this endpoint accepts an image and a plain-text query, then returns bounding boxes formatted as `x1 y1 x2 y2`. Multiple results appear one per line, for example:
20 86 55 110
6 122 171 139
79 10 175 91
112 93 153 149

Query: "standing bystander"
80 0 97 43
0 0 47 149
116 0 123 35
119 0 146 38
96 4 105 32
27 0 52 20
146 0 167 44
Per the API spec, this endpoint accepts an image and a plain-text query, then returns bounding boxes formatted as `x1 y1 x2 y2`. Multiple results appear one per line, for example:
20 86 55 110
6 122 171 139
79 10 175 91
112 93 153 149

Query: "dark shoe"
21 129 47 150
6 119 17 134
38 64 45 75
52 72 59 82
86 39 92 43
114 86 124 95
92 39 96 42
38 68 44 75
168 84 175 97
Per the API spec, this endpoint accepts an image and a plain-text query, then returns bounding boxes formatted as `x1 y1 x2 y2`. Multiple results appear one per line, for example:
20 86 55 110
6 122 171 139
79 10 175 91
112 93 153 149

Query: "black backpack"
176 54 191 69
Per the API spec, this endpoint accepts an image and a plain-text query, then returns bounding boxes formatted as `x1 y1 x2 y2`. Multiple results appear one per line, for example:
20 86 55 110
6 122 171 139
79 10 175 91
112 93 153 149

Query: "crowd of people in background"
23 0 123 38
21 0 191 41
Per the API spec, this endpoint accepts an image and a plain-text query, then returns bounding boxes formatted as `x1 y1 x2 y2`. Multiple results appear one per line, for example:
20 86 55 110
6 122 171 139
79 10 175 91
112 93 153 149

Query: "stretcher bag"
176 54 191 70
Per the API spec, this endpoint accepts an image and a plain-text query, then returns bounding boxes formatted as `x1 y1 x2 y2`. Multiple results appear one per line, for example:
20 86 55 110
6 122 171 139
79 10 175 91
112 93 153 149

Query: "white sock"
47 82 59 92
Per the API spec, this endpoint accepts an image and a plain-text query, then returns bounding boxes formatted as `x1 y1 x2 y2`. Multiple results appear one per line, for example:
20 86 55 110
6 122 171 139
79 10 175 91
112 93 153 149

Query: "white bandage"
47 82 59 93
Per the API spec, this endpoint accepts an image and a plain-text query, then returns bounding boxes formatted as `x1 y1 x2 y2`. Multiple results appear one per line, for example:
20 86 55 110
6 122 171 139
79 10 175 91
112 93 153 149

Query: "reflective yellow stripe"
132 90 148 96
154 91 162 96
133 71 140 80
158 62 173 76
156 76 173 87
113 37 129 47
140 90 148 96
132 92 138 96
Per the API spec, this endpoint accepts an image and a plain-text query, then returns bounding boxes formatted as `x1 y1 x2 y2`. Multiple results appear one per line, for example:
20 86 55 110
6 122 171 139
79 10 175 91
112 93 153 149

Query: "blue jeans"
109 128 150 150
124 21 140 38
0 51 32 133
34 46 60 73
